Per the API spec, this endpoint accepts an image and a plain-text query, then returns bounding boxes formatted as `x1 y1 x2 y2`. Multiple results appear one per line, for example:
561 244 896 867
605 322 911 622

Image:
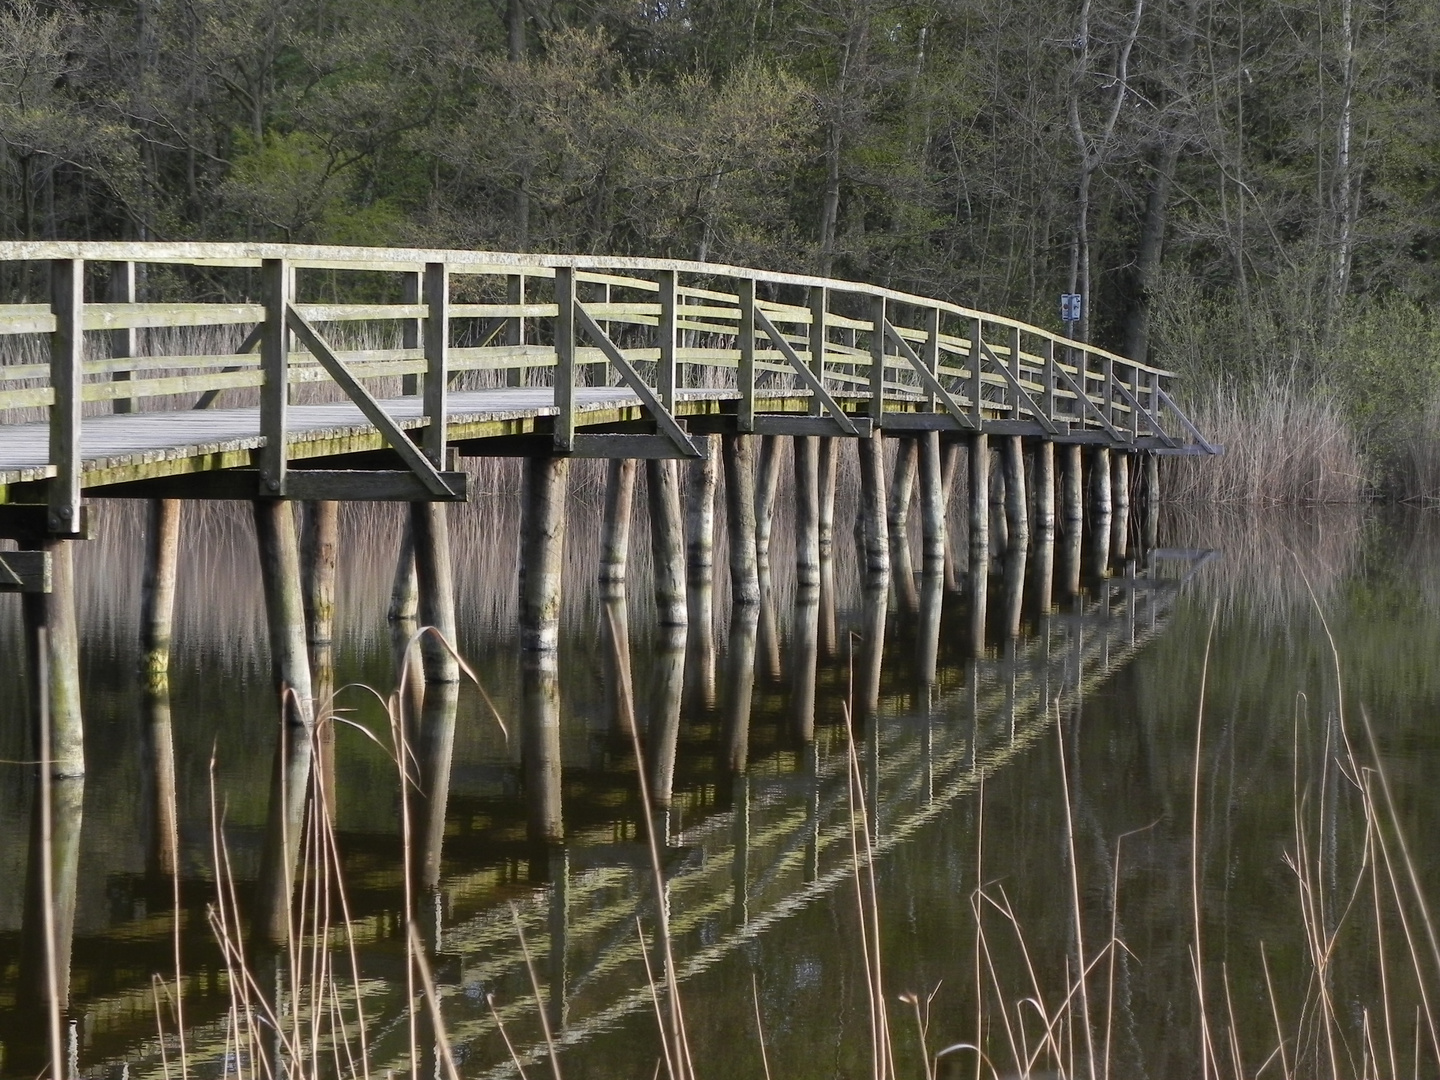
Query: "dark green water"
2 498 1437 1080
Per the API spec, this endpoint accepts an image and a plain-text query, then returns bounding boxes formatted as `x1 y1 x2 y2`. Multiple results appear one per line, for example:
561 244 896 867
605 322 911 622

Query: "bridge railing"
0 243 1209 525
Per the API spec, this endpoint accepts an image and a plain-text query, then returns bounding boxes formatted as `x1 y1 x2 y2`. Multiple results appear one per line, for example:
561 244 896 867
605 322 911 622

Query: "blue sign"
1060 293 1082 323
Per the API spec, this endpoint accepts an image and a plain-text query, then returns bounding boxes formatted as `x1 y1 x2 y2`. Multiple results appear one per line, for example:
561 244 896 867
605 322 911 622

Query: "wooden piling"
968 433 990 558
685 434 719 579
856 580 888 719
967 543 989 659
685 578 716 714
301 499 338 819
412 501 460 684
917 569 943 702
646 458 687 628
647 626 686 808
21 540 84 778
1034 440 1056 535
387 520 419 623
520 457 570 652
989 453 1009 556
887 437 918 538
791 585 820 741
139 499 182 684
917 431 946 571
1002 435 1029 548
722 433 760 606
1110 452 1131 561
1090 446 1112 523
794 435 821 587
1143 451 1160 551
754 434 783 565
1001 546 1027 639
857 431 891 577
1061 442 1084 532
251 499 315 944
600 458 636 585
818 436 839 555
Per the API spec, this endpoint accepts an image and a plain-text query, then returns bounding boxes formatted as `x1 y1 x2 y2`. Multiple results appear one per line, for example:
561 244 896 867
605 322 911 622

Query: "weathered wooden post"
1090 446 1113 524
411 679 460 891
686 435 719 580
989 452 1009 557
142 681 179 880
1111 452 1131 561
301 499 338 819
856 579 888 720
858 432 891 577
968 433 990 560
757 565 783 684
600 458 636 585
1143 451 1161 552
1061 442 1084 534
22 541 84 779
1001 546 1027 640
1001 435 1029 549
967 542 989 660
723 433 760 606
412 502 459 683
917 569 943 705
251 500 316 945
18 774 84 1022
889 436 919 610
647 459 687 628
794 435 821 587
1034 441 1056 535
520 457 570 653
754 434 783 565
724 604 760 773
818 437 839 556
685 576 716 715
388 525 419 623
1061 515 1084 599
917 431 946 572
139 500 182 685
791 584 821 741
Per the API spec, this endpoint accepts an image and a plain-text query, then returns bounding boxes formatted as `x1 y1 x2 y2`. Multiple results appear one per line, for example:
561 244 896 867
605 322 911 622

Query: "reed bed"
1164 377 1365 505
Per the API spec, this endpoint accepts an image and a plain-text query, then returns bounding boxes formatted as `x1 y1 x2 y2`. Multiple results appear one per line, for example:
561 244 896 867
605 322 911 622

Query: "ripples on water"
2 487 1438 1080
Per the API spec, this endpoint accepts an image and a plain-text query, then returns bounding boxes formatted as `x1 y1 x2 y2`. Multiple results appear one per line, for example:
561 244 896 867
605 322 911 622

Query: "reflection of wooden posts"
819 548 838 660
917 570 943 704
646 459 687 628
1032 520 1056 616
520 457 570 653
601 590 636 735
731 772 750 926
967 542 989 659
600 458 636 585
140 679 180 879
968 433 990 560
757 565 783 683
301 500 338 819
754 434 783 565
521 654 563 844
19 775 84 1021
22 540 84 779
1062 519 1084 599
722 434 760 606
791 585 821 741
917 431 946 572
794 436 821 587
1001 435 1028 549
857 432 890 577
723 604 760 773
888 437 917 606
1111 452 1130 561
140 499 182 683
856 581 888 719
1090 446 1112 524
547 846 569 1031
989 453 1009 557
685 579 716 714
803 741 820 883
252 500 316 945
647 626 686 808
1001 546 1027 640
412 680 459 891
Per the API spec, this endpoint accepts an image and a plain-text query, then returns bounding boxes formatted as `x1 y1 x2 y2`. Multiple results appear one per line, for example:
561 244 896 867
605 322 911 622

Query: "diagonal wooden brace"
1111 379 1177 448
1158 388 1220 454
193 322 264 410
977 340 1058 435
1052 359 1122 439
572 302 702 458
882 321 977 431
286 306 458 497
753 307 859 435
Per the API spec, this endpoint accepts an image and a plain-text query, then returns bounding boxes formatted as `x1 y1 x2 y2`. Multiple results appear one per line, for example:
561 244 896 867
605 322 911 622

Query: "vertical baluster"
423 261 448 463
737 277 755 433
506 272 526 387
109 261 135 414
1008 324 1022 420
868 294 885 421
809 286 827 416
259 257 289 495
969 318 983 423
657 269 677 410
923 306 940 413
1043 338 1056 424
48 259 83 535
554 266 576 452
402 270 420 395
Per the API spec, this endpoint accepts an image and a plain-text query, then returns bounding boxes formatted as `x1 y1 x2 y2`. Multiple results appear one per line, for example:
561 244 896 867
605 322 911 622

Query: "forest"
2 0 1438 493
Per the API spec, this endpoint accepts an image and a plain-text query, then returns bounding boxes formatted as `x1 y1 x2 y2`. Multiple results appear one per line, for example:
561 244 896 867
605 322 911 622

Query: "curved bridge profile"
0 242 1213 536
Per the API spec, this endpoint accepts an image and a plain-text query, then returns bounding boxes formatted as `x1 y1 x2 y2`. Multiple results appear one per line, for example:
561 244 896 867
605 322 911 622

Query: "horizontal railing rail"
0 242 1205 529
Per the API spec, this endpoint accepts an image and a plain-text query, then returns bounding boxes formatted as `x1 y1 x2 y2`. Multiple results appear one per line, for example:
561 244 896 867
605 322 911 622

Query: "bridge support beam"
520 457 570 653
857 431 890 578
601 458 636 586
140 499 182 686
722 434 760 606
646 459 687 628
968 433 990 561
818 437 839 558
685 435 718 581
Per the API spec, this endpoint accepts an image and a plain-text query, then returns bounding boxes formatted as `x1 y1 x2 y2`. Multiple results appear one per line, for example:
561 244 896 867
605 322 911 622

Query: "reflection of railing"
0 243 1211 535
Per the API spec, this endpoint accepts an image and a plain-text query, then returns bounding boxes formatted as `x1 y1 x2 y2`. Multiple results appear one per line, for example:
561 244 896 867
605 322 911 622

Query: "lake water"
2 484 1437 1080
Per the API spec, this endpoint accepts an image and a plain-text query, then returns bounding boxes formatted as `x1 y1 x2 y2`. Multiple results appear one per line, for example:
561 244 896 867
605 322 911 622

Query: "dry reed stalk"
1189 602 1220 1080
1052 706 1097 1080
36 632 65 1080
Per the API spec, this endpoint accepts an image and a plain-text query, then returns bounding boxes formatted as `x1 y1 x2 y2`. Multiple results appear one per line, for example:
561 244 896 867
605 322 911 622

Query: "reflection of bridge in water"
5 539 1211 1080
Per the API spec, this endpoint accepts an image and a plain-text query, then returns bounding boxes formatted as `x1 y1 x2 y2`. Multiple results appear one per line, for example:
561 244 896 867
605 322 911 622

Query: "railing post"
402 270 421 395
109 261 135 415
808 286 828 417
423 261 448 463
1043 338 1056 423
1149 369 1162 437
657 269 677 410
49 258 83 536
554 265 576 452
968 318 983 423
506 273 526 387
259 257 289 495
1100 351 1114 428
923 306 940 413
868 294 885 422
737 277 756 433
1007 324 1022 419
1129 364 1142 440
1075 346 1089 430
